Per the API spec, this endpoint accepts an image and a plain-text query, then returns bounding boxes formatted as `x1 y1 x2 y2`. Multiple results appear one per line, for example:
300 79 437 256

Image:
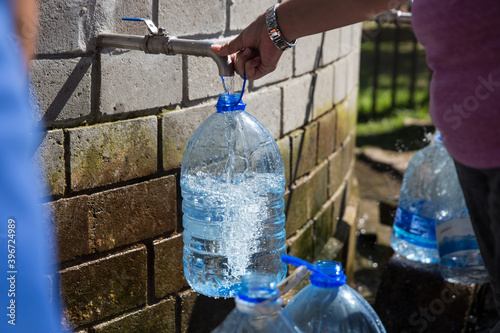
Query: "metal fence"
360 8 432 120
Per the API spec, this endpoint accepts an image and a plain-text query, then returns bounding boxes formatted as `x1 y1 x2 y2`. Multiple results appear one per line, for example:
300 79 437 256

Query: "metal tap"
97 18 234 77
374 10 412 25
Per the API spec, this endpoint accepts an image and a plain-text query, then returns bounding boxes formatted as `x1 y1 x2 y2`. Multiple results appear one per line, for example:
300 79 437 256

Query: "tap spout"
97 34 234 77
168 38 233 77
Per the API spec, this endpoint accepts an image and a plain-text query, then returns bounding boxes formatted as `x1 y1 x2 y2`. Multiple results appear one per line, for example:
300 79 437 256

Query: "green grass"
357 22 432 123
356 108 430 137
355 22 434 151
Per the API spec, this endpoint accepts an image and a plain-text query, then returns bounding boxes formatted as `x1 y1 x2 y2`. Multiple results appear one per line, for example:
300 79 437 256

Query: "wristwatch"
265 4 297 51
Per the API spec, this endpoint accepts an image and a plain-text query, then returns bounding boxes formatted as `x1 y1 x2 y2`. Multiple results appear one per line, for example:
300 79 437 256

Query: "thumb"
211 34 245 56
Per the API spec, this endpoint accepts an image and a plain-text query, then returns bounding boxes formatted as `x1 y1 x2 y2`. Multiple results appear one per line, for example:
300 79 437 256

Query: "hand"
211 13 283 80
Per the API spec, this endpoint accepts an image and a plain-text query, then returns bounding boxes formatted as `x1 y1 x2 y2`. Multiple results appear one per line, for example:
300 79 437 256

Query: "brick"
317 110 336 163
43 195 90 263
154 234 187 298
308 161 329 219
159 0 225 36
286 220 314 263
162 104 214 171
36 0 91 54
98 0 153 36
294 33 324 76
314 235 345 263
284 179 310 237
37 0 153 54
313 200 335 257
180 291 235 333
312 64 335 119
92 299 176 333
339 25 353 58
252 48 294 88
344 170 357 209
60 246 147 328
187 56 245 101
291 123 318 181
69 117 157 191
244 87 281 139
229 0 275 30
321 29 341 66
282 74 313 135
277 136 291 188
100 50 182 115
328 149 344 198
35 130 65 197
341 135 355 181
89 176 177 252
332 181 347 224
333 57 348 105
347 50 361 96
30 57 92 126
351 23 363 50
336 102 350 150
347 88 359 134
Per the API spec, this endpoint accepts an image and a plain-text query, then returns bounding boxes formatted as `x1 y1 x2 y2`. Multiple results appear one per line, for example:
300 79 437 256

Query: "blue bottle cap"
281 255 347 288
216 93 246 113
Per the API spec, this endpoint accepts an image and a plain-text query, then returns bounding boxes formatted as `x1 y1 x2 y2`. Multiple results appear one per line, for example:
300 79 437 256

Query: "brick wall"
33 1 362 331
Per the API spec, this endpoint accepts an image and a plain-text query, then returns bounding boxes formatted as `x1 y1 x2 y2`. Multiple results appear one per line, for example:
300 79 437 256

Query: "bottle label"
393 206 436 247
436 217 480 256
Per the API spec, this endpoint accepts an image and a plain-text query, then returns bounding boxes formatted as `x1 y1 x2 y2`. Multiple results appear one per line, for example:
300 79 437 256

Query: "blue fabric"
0 1 63 331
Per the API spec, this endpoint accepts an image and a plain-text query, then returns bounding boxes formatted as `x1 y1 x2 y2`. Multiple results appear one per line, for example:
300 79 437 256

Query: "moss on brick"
93 300 176 333
70 117 157 191
60 246 147 328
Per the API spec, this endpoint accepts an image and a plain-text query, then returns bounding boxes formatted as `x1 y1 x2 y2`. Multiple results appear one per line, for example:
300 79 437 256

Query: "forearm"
13 0 39 62
278 0 406 41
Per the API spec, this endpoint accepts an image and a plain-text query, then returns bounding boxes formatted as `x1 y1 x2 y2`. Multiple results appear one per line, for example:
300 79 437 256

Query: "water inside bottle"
182 172 286 297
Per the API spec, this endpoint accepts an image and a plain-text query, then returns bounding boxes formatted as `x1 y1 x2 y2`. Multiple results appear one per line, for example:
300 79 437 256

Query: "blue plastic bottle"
212 273 303 332
181 93 287 298
282 255 386 333
434 158 488 284
390 133 448 263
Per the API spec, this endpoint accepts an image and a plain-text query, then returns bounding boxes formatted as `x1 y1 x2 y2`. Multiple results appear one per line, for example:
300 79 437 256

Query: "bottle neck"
309 261 347 288
235 273 282 314
235 296 283 314
216 93 246 113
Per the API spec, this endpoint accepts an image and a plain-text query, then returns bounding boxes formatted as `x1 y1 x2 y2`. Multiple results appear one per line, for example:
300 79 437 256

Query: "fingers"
245 56 262 80
211 34 245 56
233 48 253 78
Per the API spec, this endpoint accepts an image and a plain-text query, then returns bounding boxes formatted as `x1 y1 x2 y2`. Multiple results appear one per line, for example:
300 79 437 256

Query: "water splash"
221 76 234 95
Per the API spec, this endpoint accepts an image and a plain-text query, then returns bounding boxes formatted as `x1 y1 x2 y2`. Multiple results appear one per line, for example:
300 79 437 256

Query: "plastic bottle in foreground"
390 133 447 263
181 93 287 298
282 256 386 333
434 158 488 284
212 274 303 333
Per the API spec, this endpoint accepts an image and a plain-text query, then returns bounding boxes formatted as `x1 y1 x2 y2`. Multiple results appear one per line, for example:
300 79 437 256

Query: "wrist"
265 3 297 51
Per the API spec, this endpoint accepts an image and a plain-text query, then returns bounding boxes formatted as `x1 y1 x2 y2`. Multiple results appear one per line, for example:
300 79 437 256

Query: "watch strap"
265 4 297 51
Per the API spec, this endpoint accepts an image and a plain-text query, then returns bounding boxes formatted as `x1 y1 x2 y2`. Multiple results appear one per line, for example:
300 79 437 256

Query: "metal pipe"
97 34 234 77
97 34 147 52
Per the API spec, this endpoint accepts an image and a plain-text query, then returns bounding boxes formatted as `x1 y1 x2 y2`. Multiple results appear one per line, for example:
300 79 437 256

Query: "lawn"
356 21 434 151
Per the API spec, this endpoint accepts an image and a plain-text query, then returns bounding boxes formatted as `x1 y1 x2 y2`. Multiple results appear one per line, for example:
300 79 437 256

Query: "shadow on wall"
185 295 234 332
38 57 92 125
